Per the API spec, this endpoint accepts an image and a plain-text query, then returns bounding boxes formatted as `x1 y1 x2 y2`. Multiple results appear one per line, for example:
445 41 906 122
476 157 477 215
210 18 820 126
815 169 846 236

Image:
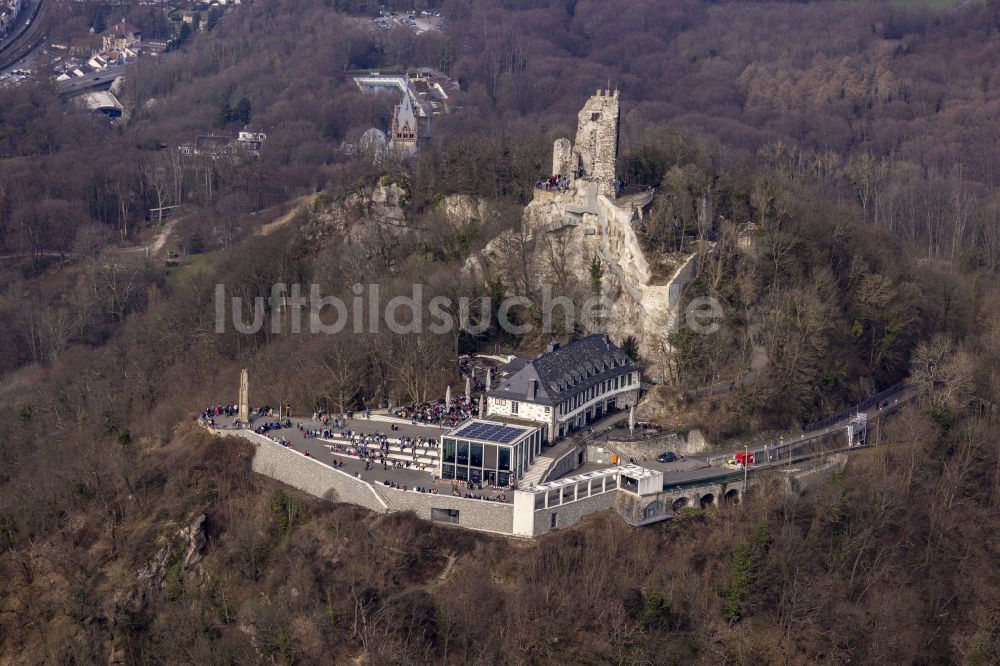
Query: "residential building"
237 128 266 152
352 69 455 117
179 127 266 157
102 21 141 52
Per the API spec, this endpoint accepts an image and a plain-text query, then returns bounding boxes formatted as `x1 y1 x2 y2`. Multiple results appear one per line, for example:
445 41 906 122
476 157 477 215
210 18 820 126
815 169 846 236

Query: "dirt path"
149 216 179 254
254 193 318 237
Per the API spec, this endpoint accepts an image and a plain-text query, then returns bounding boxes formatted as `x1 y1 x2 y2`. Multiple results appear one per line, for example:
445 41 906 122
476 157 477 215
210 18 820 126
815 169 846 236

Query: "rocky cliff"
306 177 411 242
468 178 698 363
306 178 493 243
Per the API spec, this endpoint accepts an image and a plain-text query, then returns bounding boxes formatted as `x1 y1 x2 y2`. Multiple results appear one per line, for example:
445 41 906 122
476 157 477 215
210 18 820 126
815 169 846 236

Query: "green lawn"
164 251 220 289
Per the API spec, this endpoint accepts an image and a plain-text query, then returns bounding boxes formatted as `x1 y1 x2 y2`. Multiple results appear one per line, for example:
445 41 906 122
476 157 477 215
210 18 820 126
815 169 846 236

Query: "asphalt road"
57 65 125 96
0 0 38 53
0 0 44 73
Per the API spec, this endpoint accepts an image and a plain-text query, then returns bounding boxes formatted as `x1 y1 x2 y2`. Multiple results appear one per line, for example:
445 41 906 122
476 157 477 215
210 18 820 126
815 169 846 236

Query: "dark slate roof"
487 334 637 406
502 357 529 375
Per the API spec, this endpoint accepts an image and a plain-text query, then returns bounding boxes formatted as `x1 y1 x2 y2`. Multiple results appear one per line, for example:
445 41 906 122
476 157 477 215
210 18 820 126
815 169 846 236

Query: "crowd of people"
254 419 291 435
203 395 519 502
450 480 507 502
202 407 520 502
535 174 571 191
202 404 288 429
298 427 440 472
391 396 478 427
381 480 440 494
200 404 238 427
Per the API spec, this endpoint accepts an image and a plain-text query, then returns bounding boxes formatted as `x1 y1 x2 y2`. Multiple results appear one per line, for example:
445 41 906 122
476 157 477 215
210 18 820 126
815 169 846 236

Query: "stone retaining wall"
543 443 584 482
212 426 517 534
606 428 708 461
247 433 389 513
528 491 618 537
372 484 514 535
782 454 847 495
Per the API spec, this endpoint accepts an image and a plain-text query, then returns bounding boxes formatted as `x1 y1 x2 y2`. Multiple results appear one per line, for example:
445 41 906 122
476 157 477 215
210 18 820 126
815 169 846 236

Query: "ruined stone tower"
551 89 620 197
468 90 702 369
552 138 572 178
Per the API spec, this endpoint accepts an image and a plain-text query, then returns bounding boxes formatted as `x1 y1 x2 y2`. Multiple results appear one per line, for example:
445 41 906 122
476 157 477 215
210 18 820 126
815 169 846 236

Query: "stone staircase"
354 413 414 425
383 441 440 467
521 455 554 485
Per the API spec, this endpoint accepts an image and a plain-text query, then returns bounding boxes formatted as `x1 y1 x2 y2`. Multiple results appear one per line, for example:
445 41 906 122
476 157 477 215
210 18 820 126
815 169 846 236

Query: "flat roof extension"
448 419 534 444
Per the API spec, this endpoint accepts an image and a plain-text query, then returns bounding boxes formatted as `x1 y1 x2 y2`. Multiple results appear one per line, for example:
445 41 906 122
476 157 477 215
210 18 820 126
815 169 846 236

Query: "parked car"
656 451 677 463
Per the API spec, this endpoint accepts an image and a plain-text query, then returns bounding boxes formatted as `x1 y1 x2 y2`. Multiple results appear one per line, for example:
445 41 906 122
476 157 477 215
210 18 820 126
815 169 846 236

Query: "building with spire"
389 93 422 156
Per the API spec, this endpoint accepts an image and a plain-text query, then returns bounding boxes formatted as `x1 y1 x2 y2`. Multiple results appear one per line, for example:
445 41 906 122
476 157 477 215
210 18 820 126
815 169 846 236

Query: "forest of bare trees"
3 0 1000 662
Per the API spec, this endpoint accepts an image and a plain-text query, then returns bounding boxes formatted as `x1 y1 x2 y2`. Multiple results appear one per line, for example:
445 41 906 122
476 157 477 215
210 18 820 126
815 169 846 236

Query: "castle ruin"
552 89 621 198
469 90 700 372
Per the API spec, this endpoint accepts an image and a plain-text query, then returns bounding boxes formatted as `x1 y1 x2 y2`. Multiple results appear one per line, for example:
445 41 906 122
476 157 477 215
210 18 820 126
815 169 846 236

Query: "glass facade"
439 426 543 486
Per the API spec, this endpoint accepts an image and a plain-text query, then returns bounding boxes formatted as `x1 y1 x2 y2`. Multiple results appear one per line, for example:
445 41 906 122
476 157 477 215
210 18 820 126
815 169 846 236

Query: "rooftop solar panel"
453 421 529 444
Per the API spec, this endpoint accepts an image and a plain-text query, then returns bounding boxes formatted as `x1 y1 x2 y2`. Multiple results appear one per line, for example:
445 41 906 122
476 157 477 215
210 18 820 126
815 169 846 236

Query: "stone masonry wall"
574 90 620 197
606 428 709 462
212 427 518 534
530 491 618 536
552 137 572 177
466 92 699 360
248 433 389 513
543 443 584 482
372 484 515 535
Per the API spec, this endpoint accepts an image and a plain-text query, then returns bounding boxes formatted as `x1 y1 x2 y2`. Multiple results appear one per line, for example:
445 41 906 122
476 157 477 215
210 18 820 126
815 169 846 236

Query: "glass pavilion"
439 419 543 487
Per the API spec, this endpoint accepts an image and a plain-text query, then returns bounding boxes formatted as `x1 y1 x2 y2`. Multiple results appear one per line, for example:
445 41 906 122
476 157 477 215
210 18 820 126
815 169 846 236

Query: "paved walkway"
217 414 513 502
215 383 916 503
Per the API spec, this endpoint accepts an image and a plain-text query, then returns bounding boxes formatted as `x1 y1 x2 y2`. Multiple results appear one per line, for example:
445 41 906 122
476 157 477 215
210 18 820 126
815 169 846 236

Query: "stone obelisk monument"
239 369 250 423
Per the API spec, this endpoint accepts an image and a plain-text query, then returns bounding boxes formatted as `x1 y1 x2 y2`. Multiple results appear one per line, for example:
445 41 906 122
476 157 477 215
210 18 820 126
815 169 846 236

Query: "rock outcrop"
307 177 410 242
467 91 700 362
438 193 494 228
306 179 491 242
107 513 208 664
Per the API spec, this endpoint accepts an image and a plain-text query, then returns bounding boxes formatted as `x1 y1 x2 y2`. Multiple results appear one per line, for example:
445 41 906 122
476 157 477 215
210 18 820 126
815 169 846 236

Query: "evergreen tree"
235 98 252 125
216 100 234 127
621 335 640 362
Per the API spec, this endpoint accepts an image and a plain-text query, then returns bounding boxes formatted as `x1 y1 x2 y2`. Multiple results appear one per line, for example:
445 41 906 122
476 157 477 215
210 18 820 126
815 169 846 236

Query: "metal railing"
803 381 908 431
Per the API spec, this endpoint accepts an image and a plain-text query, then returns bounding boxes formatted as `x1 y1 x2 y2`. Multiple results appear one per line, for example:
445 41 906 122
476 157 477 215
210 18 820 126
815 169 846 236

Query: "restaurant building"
486 334 641 442
439 419 543 486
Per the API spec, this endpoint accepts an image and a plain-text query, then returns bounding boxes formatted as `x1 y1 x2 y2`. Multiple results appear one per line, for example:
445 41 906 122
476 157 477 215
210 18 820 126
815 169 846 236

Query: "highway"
0 0 46 72
56 65 125 97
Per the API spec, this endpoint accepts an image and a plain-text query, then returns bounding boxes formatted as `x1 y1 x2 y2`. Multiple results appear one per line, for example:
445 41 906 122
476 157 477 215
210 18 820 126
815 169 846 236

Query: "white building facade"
486 334 641 442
